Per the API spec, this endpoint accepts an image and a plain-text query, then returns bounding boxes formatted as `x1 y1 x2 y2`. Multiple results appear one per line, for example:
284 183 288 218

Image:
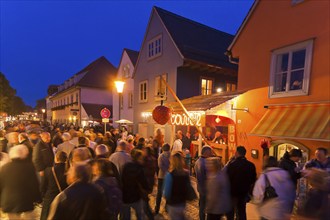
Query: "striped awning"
249 102 330 142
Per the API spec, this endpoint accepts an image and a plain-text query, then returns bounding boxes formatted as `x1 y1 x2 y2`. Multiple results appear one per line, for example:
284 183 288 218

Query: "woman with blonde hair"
164 151 196 220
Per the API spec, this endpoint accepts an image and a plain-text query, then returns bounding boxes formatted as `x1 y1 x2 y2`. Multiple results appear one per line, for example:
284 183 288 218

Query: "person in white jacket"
253 156 296 220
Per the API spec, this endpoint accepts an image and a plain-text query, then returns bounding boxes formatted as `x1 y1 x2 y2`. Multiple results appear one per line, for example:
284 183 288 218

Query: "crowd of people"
0 121 329 220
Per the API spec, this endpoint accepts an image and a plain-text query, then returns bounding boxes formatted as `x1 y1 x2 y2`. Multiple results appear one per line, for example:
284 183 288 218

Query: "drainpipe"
225 50 239 65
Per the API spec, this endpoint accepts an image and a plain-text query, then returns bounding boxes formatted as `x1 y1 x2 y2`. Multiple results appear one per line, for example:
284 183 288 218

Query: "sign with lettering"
169 112 205 127
228 124 236 158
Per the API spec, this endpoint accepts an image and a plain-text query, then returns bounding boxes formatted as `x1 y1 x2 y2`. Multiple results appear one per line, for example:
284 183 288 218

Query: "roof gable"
154 6 236 69
124 48 139 67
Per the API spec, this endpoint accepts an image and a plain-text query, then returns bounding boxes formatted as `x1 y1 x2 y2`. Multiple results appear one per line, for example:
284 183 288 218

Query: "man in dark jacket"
279 149 303 187
0 144 41 219
47 163 109 220
18 132 34 161
226 146 256 220
121 149 150 220
32 132 54 176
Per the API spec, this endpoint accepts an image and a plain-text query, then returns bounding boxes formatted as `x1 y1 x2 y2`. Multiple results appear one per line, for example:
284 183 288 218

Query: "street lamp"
114 80 125 121
41 108 46 122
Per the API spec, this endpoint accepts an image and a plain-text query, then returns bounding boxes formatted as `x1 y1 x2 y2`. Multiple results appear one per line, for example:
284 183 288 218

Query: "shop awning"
249 102 330 142
166 90 245 112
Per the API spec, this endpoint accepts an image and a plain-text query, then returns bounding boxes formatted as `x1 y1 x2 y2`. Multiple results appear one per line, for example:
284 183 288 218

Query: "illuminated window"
269 39 313 98
123 64 130 78
201 78 213 95
148 35 162 59
139 80 148 102
226 82 237 92
155 74 167 101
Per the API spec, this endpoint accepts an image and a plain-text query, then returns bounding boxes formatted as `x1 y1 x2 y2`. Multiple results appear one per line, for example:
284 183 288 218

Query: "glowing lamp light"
215 116 221 123
216 88 222 93
115 81 125 93
41 108 46 113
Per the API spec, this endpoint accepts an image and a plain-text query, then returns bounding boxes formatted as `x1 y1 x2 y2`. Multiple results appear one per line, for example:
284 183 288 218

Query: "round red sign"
100 108 111 118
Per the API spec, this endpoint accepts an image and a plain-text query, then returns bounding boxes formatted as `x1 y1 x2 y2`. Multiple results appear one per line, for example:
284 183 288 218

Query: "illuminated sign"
170 112 204 127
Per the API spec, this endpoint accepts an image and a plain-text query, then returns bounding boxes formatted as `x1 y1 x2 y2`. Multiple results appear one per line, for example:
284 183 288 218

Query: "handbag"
52 167 62 192
263 173 278 202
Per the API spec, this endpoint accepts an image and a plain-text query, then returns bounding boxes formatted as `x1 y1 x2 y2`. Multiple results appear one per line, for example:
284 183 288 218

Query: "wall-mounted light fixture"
231 104 249 112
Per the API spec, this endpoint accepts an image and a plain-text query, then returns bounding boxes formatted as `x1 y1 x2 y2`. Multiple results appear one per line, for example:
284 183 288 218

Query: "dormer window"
123 64 130 78
148 35 162 59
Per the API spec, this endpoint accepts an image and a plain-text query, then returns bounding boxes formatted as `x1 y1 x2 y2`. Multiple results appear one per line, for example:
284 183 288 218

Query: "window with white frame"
139 80 148 102
148 35 162 59
155 74 167 101
201 78 213 95
128 92 133 108
269 39 313 98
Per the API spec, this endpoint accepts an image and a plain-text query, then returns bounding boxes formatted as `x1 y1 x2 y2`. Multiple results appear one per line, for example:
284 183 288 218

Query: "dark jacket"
47 181 109 220
122 162 150 204
166 170 191 205
0 159 41 213
32 140 54 172
279 152 301 187
41 163 68 201
20 139 33 162
226 156 257 198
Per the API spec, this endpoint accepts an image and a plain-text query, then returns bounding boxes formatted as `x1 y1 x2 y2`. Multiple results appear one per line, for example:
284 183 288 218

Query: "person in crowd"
95 144 110 158
305 147 330 172
126 135 135 154
155 143 171 214
57 132 75 156
205 157 231 220
135 137 146 150
104 132 117 154
69 131 80 147
0 130 8 153
121 149 150 220
33 132 54 176
153 129 164 159
299 168 330 220
40 151 68 220
27 130 40 146
5 131 19 152
51 132 63 150
85 134 97 150
78 136 95 158
109 140 132 177
47 163 110 220
18 132 33 161
226 146 257 220
253 156 296 220
182 131 192 151
172 130 183 153
278 148 303 187
142 146 157 220
94 132 104 145
212 131 225 144
133 133 140 146
92 158 123 220
195 145 213 220
0 144 41 220
164 151 196 220
95 144 120 183
0 148 10 169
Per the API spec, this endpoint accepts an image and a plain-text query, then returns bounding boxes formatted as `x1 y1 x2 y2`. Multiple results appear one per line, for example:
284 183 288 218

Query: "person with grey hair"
47 163 109 220
226 146 256 220
18 132 33 161
109 140 132 177
57 132 75 156
33 132 54 177
194 145 213 220
0 144 41 220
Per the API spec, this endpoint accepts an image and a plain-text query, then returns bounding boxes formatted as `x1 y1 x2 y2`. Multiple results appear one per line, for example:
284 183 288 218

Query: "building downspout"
225 50 239 65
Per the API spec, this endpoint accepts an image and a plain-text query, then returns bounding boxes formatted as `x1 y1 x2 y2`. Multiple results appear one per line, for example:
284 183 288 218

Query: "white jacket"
253 167 296 220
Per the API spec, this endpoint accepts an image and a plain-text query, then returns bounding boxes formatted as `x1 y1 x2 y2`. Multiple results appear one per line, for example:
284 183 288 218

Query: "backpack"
95 177 123 216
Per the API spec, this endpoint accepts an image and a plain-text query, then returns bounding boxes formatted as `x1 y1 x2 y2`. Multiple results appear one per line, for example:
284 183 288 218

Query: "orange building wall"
230 0 330 172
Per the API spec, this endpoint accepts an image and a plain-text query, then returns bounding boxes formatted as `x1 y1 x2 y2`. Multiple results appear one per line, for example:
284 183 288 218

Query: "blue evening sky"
0 0 254 107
